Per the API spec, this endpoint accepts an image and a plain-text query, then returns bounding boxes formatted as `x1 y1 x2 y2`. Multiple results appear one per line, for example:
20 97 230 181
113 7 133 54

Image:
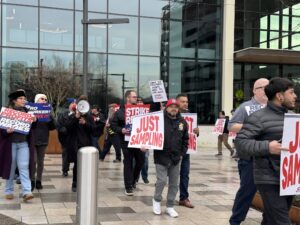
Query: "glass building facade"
234 0 300 110
0 0 222 124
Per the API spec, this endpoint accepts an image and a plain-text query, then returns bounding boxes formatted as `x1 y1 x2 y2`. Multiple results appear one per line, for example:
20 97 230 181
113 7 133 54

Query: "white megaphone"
77 100 90 115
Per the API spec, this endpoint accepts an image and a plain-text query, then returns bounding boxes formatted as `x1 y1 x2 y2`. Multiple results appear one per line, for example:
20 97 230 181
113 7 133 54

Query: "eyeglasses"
40 98 47 101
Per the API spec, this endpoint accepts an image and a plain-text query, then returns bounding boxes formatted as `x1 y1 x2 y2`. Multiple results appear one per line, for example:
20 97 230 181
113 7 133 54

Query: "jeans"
31 145 47 181
91 136 101 151
179 154 190 201
229 159 257 225
154 162 181 207
141 151 149 180
5 142 31 196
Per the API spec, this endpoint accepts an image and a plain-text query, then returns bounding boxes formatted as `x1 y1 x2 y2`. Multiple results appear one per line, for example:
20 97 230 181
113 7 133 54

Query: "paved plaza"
0 148 262 225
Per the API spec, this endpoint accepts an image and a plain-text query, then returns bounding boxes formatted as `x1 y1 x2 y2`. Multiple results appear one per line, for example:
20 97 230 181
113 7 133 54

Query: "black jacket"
92 113 106 137
235 102 287 185
154 111 189 166
34 115 56 146
57 111 94 162
110 105 128 149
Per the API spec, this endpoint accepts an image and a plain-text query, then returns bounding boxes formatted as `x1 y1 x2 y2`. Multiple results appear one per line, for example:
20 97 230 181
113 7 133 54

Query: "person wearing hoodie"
152 99 189 218
30 94 56 190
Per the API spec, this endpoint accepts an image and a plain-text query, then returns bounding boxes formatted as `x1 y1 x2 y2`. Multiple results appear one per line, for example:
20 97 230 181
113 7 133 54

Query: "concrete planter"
252 192 300 224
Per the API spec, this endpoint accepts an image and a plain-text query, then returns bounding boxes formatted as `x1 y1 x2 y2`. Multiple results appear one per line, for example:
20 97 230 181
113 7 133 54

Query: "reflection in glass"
2 5 38 48
108 16 138 54
109 0 138 16
40 0 73 9
107 55 138 104
139 57 160 99
40 9 73 50
40 50 73 71
75 12 107 52
140 18 161 56
2 48 38 104
2 0 37 5
140 0 169 18
75 0 107 12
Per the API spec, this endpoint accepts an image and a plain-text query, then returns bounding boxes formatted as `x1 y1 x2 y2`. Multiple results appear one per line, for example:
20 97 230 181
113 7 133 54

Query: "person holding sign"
216 111 234 157
0 90 36 202
229 78 269 225
235 78 296 225
110 90 145 196
30 94 56 190
176 93 199 209
152 99 189 218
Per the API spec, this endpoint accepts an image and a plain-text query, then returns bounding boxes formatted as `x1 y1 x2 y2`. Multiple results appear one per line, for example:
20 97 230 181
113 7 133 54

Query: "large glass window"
139 57 160 99
40 0 73 9
2 5 38 48
40 8 73 50
40 50 73 71
107 55 137 103
109 0 138 16
75 12 107 52
140 18 161 56
75 0 107 12
108 15 138 54
140 0 168 18
2 0 37 5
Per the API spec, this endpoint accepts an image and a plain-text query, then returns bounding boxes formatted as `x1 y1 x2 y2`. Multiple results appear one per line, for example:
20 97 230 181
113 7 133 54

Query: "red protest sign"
124 104 150 141
128 111 164 150
212 119 225 135
0 107 33 134
182 113 197 154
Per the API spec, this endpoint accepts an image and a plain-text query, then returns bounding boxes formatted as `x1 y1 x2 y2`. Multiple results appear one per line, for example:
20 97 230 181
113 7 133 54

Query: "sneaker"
72 182 77 192
31 180 35 192
5 194 14 200
165 207 178 218
152 199 161 215
23 193 34 202
113 159 121 163
132 182 137 189
35 180 43 190
230 149 234 156
143 178 150 184
63 171 68 177
215 153 222 157
125 188 133 196
16 177 21 184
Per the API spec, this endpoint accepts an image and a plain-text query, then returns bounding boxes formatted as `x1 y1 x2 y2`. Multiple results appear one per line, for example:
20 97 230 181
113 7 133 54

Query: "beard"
282 101 295 110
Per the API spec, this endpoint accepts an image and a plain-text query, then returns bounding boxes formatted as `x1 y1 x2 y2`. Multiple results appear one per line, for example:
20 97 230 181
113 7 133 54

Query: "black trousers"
256 184 293 225
122 147 145 189
100 135 122 161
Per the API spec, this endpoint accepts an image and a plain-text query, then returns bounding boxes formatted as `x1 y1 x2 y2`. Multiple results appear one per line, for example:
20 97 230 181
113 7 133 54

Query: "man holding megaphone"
57 95 94 192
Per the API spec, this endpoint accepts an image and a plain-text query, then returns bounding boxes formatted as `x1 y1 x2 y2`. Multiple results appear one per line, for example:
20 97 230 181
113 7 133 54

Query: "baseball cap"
165 99 178 108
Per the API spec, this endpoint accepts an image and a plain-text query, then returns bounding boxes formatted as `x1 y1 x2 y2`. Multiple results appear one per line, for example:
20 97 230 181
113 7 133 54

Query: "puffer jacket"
154 111 189 167
235 102 288 185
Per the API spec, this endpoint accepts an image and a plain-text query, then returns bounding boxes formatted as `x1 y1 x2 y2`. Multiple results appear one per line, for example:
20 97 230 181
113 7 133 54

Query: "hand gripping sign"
149 80 168 102
212 118 226 135
281 114 300 196
25 102 51 122
128 111 164 150
0 107 33 135
125 104 150 141
181 113 198 154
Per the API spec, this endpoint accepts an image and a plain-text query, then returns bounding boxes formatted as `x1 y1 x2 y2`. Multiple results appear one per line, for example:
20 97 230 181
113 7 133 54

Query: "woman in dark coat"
0 89 36 202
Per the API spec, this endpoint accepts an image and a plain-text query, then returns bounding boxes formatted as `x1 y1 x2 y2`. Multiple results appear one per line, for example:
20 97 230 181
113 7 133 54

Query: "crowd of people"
0 77 297 224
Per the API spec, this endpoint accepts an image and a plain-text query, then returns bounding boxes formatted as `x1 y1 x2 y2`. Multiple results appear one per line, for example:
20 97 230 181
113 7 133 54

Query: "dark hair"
230 109 235 114
264 77 294 100
176 93 188 100
92 104 100 111
125 90 136 98
76 95 88 103
219 110 225 116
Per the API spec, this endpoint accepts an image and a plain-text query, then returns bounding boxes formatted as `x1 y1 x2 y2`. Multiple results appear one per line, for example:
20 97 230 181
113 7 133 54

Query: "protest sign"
280 114 300 196
25 103 51 122
128 111 164 150
149 80 168 102
125 104 150 141
182 113 198 154
229 131 237 138
0 107 33 134
212 118 226 135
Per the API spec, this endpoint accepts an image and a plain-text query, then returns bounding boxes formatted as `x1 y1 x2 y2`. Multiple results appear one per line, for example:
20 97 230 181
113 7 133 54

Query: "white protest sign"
280 113 300 196
212 119 225 135
149 80 168 102
128 111 164 150
182 113 198 154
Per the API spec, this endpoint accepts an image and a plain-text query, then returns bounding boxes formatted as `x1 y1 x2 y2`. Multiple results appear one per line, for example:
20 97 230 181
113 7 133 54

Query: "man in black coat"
152 99 189 218
235 77 297 225
110 90 145 196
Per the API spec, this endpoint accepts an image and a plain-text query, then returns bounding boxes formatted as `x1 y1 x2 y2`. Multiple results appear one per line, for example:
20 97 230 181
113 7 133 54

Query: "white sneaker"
152 199 161 215
165 207 178 218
